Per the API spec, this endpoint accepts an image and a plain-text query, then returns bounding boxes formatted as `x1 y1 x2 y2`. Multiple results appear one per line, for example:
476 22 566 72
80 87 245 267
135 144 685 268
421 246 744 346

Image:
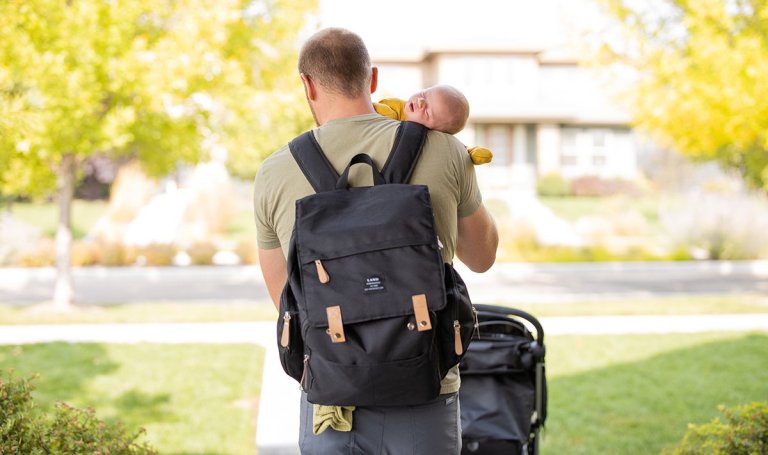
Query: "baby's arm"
373 98 407 121
467 145 493 165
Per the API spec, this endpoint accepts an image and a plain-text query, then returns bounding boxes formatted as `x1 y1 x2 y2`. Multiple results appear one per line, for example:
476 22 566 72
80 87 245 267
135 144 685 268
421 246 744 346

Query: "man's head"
404 85 469 134
298 28 373 99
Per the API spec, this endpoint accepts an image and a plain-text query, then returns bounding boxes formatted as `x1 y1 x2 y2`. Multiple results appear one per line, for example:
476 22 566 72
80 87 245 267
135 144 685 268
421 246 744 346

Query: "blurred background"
1 1 767 454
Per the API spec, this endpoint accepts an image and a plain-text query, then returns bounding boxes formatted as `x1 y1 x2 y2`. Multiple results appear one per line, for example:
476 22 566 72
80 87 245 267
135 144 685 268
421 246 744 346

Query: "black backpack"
276 121 476 406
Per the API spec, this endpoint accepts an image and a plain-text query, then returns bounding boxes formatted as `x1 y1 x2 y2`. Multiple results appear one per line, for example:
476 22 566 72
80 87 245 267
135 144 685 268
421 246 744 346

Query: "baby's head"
404 85 469 134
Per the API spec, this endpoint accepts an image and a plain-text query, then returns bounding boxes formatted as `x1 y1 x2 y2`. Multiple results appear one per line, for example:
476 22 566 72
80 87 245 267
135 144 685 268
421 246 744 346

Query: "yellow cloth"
373 98 493 165
374 98 407 121
313 404 356 435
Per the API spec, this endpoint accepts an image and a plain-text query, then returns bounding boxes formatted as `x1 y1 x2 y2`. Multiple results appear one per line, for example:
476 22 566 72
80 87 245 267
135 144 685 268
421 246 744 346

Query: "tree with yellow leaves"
0 0 314 309
598 0 768 192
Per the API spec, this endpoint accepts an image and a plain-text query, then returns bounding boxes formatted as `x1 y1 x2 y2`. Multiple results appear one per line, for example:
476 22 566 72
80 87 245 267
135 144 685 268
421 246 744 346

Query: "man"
254 27 498 454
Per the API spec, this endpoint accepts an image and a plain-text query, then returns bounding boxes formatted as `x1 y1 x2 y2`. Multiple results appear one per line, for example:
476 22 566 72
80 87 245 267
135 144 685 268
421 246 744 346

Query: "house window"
560 128 580 167
475 124 514 166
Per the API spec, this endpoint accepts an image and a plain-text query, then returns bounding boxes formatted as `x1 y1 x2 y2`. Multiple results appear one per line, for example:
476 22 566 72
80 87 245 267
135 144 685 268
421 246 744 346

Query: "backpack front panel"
292 183 447 405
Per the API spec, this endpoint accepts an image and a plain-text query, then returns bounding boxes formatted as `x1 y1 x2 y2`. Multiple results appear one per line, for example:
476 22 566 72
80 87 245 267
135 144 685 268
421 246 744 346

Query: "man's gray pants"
298 392 462 454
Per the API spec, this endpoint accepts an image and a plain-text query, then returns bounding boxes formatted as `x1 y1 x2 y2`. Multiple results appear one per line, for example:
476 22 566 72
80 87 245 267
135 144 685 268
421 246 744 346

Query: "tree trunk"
53 153 76 310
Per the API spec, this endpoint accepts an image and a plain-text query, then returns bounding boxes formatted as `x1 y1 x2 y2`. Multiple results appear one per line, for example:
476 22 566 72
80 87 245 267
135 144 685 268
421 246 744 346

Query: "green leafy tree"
597 0 768 192
0 0 314 309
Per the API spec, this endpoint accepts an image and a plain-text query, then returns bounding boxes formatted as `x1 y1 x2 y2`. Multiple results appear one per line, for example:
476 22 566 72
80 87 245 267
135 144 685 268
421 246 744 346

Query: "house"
373 47 638 195
319 0 640 195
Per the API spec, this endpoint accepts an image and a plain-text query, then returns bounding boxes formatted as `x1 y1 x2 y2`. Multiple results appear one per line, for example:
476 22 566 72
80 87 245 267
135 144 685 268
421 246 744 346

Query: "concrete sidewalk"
2 315 768 454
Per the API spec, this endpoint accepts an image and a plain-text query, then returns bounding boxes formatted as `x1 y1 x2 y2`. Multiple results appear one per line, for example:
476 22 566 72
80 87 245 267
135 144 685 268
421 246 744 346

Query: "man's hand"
456 204 498 273
258 248 287 310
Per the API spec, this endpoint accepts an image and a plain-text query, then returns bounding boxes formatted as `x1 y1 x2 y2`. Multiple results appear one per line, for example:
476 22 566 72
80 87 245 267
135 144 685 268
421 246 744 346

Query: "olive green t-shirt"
253 113 482 394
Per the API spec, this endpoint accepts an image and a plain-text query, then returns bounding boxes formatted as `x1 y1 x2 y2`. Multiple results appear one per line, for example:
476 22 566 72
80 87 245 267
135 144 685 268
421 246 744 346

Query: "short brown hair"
433 85 469 134
298 28 371 98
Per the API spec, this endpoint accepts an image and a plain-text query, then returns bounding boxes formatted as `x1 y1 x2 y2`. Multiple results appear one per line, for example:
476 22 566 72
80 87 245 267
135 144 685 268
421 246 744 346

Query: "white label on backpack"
363 276 386 294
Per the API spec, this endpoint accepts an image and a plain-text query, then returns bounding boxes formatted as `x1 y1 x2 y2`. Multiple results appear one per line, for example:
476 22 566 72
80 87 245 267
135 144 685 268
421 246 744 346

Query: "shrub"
536 173 570 197
187 241 217 265
71 240 100 266
139 243 176 266
97 242 138 266
234 239 259 265
14 239 56 267
0 371 156 454
660 192 768 260
663 402 768 455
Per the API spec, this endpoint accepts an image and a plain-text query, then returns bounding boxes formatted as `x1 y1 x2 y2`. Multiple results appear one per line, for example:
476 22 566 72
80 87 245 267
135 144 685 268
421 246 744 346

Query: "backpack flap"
294 183 446 329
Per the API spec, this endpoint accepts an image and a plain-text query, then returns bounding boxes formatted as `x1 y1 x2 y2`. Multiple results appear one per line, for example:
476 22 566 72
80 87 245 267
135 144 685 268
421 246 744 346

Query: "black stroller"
459 304 547 455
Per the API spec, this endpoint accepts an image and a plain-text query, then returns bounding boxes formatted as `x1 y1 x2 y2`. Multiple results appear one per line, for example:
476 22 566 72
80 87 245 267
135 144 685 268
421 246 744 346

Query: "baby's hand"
467 146 493 165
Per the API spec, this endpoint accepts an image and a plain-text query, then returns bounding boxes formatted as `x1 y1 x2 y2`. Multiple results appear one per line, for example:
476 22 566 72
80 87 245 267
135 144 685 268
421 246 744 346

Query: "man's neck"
317 96 377 126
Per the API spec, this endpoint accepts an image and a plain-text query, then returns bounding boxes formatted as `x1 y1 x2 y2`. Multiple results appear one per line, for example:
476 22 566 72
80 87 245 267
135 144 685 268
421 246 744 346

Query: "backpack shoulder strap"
288 131 339 193
382 121 428 184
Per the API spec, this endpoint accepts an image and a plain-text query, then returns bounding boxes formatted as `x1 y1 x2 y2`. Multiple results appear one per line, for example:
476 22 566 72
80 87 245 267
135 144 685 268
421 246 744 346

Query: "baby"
373 85 493 165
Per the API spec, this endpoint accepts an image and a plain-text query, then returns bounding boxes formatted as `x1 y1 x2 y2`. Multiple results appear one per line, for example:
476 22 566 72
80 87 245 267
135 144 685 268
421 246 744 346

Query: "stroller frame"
459 304 547 455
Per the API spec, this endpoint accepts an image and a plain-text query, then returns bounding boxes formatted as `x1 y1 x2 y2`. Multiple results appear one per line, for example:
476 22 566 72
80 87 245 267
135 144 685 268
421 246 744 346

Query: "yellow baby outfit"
373 98 493 165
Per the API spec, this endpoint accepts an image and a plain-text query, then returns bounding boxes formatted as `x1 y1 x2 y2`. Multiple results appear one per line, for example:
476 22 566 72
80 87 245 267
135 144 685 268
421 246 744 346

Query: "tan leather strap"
412 294 432 332
280 312 291 348
326 305 346 343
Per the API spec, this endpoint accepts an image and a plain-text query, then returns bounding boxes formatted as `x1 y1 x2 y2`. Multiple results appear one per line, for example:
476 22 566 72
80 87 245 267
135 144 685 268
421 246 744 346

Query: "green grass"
0 302 278 325
1 295 765 326
1 332 765 454
7 199 257 244
1 295 766 325
0 343 264 454
9 200 107 240
539 195 664 224
542 332 768 454
493 294 768 317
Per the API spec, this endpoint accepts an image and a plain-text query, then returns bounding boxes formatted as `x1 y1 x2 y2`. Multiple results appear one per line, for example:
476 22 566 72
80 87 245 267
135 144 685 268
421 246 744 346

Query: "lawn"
9 200 107 240
1 294 765 326
538 195 665 226
542 331 768 454
1 331 765 454
0 343 263 454
0 302 278 325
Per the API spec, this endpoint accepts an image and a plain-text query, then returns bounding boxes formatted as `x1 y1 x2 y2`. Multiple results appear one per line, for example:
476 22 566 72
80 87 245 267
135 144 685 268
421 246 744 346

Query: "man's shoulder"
256 143 295 180
423 129 468 162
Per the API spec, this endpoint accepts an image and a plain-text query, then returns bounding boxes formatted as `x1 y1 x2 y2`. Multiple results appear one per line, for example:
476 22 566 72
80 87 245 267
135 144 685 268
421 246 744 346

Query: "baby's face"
404 88 449 129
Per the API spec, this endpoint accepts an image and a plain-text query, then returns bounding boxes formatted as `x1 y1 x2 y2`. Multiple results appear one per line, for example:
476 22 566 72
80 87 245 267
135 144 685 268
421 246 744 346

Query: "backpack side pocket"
438 263 476 377
277 284 305 383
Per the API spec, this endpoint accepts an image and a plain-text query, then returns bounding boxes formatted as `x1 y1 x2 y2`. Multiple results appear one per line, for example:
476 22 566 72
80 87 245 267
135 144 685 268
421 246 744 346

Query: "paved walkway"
2 315 768 454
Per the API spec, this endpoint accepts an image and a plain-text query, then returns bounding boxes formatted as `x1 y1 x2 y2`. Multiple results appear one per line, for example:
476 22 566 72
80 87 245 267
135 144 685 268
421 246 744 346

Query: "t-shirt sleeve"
253 164 281 250
455 142 483 218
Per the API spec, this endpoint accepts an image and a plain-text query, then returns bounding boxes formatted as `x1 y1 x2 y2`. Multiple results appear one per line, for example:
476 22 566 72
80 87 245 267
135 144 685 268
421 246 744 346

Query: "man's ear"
370 67 378 94
300 73 316 101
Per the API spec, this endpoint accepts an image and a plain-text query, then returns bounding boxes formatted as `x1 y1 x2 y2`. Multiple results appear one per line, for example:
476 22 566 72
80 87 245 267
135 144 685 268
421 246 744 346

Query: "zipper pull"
280 313 291 348
315 259 330 284
300 354 310 391
454 320 463 355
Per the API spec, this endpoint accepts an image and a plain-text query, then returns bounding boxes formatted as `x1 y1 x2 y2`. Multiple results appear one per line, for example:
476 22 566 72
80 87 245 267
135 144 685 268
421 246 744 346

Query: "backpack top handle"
335 153 387 190
289 121 428 193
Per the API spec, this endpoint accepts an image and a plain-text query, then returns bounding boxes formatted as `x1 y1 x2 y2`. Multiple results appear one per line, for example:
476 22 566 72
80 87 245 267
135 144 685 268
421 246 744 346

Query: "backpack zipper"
300 354 310 390
315 259 330 284
453 320 463 355
280 313 291 348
